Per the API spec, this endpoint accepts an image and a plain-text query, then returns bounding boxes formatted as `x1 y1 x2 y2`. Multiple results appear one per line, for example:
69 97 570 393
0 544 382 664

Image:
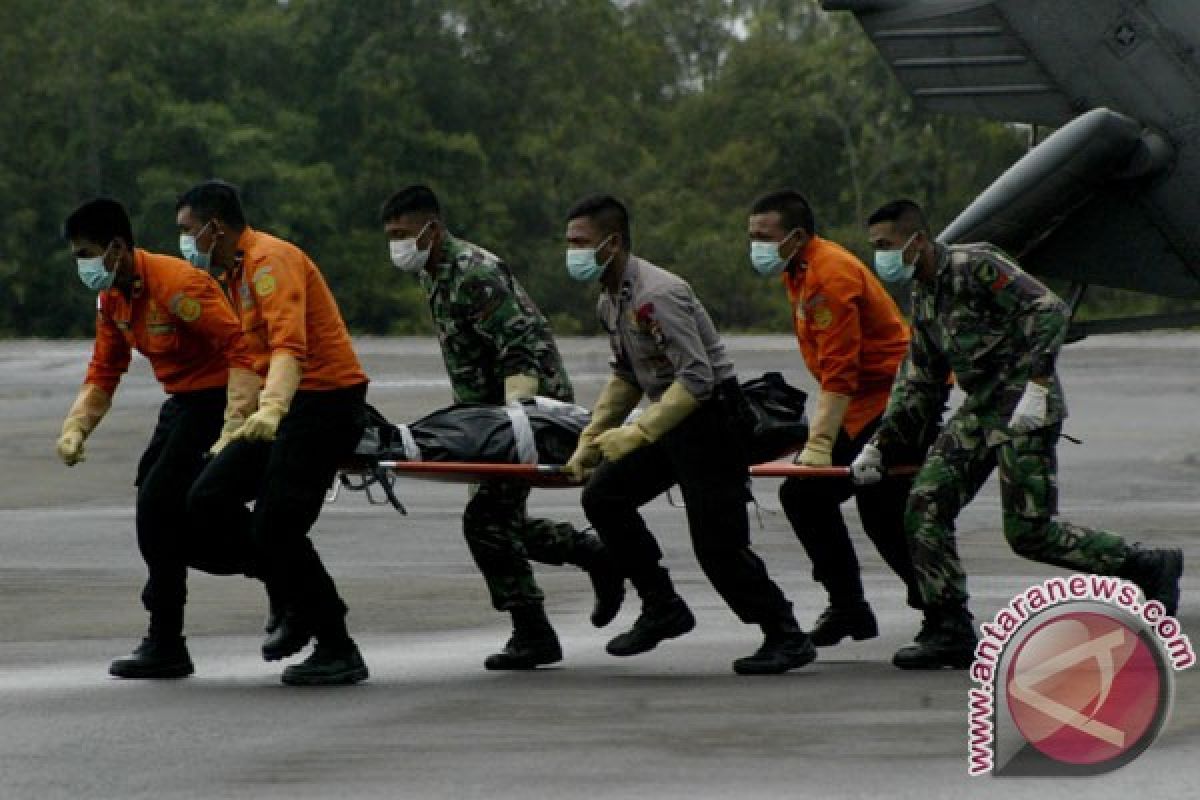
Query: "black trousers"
188 383 367 638
134 389 226 635
778 416 922 609
581 393 793 626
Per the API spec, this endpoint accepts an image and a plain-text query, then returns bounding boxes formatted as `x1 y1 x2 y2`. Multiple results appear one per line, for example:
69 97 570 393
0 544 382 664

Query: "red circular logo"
1006 611 1163 766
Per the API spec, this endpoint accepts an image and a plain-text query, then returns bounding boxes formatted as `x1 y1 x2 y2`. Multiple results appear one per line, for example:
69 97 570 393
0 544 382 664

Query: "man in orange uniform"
747 190 936 646
178 180 371 686
59 197 260 679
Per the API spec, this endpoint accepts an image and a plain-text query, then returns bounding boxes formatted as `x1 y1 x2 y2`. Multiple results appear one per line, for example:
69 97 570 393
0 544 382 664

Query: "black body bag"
351 398 588 466
350 372 807 468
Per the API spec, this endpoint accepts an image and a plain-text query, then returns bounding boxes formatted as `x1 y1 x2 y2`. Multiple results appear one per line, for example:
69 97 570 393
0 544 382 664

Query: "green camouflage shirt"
418 235 573 404
875 242 1069 450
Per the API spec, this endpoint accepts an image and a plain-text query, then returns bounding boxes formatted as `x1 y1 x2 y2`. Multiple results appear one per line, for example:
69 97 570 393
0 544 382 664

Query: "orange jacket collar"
794 234 825 271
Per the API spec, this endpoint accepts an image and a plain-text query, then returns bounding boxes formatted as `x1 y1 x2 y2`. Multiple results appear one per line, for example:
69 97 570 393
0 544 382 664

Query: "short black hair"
867 199 930 236
63 197 135 248
175 179 247 229
750 189 816 235
566 194 632 249
380 184 441 224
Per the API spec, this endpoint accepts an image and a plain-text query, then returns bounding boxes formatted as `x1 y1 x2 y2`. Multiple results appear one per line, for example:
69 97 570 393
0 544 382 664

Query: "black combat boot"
262 609 313 662
1119 545 1183 616
606 595 696 656
732 615 817 675
569 534 626 628
809 602 879 647
892 606 977 670
484 605 563 670
109 637 194 679
280 638 368 686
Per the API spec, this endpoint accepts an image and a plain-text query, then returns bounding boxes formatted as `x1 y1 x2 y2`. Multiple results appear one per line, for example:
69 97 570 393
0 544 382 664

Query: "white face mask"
390 222 433 272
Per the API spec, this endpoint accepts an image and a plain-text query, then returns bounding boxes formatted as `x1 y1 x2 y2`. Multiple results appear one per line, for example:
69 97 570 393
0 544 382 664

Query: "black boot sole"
606 612 696 657
483 651 563 670
281 664 369 686
892 648 976 670
263 629 313 662
733 641 818 676
109 661 194 679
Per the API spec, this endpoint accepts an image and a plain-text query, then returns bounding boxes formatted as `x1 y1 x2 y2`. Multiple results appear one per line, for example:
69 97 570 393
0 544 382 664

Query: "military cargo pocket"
998 429 1059 521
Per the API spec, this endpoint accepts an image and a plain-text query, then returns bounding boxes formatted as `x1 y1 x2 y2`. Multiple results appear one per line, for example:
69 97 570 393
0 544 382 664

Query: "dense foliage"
1 0 1033 337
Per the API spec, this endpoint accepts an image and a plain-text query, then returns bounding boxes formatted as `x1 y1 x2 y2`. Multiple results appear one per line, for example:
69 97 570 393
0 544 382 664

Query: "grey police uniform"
581 255 798 625
600 255 734 402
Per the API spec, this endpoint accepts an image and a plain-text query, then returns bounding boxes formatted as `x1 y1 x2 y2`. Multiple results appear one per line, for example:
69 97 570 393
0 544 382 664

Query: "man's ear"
784 228 808 261
424 218 442 249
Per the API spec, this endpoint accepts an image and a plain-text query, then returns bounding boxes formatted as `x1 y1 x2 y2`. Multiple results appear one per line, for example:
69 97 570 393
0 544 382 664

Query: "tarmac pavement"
0 334 1196 799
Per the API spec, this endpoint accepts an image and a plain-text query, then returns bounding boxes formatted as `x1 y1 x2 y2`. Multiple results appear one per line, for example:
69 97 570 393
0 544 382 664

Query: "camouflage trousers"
905 410 1130 608
464 479 595 611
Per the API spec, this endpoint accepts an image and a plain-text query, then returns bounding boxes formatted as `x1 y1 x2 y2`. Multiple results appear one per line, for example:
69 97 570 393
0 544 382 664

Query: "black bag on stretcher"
353 396 591 466
344 371 808 472
337 373 807 511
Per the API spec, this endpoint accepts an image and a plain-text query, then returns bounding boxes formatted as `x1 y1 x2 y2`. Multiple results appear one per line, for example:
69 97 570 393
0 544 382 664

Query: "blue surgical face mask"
874 233 918 283
565 235 614 282
749 228 800 277
76 242 116 291
179 221 213 269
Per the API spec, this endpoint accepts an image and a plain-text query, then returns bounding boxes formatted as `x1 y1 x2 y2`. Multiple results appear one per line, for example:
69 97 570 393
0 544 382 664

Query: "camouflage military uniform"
420 234 589 610
872 242 1130 608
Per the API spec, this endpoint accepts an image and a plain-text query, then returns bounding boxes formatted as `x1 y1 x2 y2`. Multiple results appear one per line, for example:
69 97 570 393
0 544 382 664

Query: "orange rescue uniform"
783 235 909 438
222 227 367 390
85 249 254 395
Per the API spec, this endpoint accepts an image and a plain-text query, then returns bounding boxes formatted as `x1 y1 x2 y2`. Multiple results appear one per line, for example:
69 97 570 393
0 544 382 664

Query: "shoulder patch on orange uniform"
253 267 277 298
169 292 202 322
811 306 834 330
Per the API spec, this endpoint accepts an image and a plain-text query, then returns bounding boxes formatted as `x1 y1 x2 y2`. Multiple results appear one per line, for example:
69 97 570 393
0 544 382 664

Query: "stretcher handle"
375 461 569 476
747 463 920 479
375 460 918 480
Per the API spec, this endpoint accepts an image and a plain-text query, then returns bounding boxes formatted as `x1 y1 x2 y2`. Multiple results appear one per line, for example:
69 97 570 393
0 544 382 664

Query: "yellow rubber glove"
231 352 301 443
210 367 263 455
594 425 650 462
56 384 111 466
503 372 541 404
564 375 643 480
594 381 699 463
57 420 88 466
796 390 851 467
564 445 602 482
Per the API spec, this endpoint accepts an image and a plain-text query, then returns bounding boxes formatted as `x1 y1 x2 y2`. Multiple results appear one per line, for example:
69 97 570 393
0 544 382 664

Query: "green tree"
0 0 1067 339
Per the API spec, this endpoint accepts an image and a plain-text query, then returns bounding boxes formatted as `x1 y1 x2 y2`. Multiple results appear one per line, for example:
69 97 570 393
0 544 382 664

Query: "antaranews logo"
967 574 1193 776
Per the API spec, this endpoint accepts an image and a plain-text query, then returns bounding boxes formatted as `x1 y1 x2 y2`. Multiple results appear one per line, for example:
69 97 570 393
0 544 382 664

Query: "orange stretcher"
334 459 919 513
